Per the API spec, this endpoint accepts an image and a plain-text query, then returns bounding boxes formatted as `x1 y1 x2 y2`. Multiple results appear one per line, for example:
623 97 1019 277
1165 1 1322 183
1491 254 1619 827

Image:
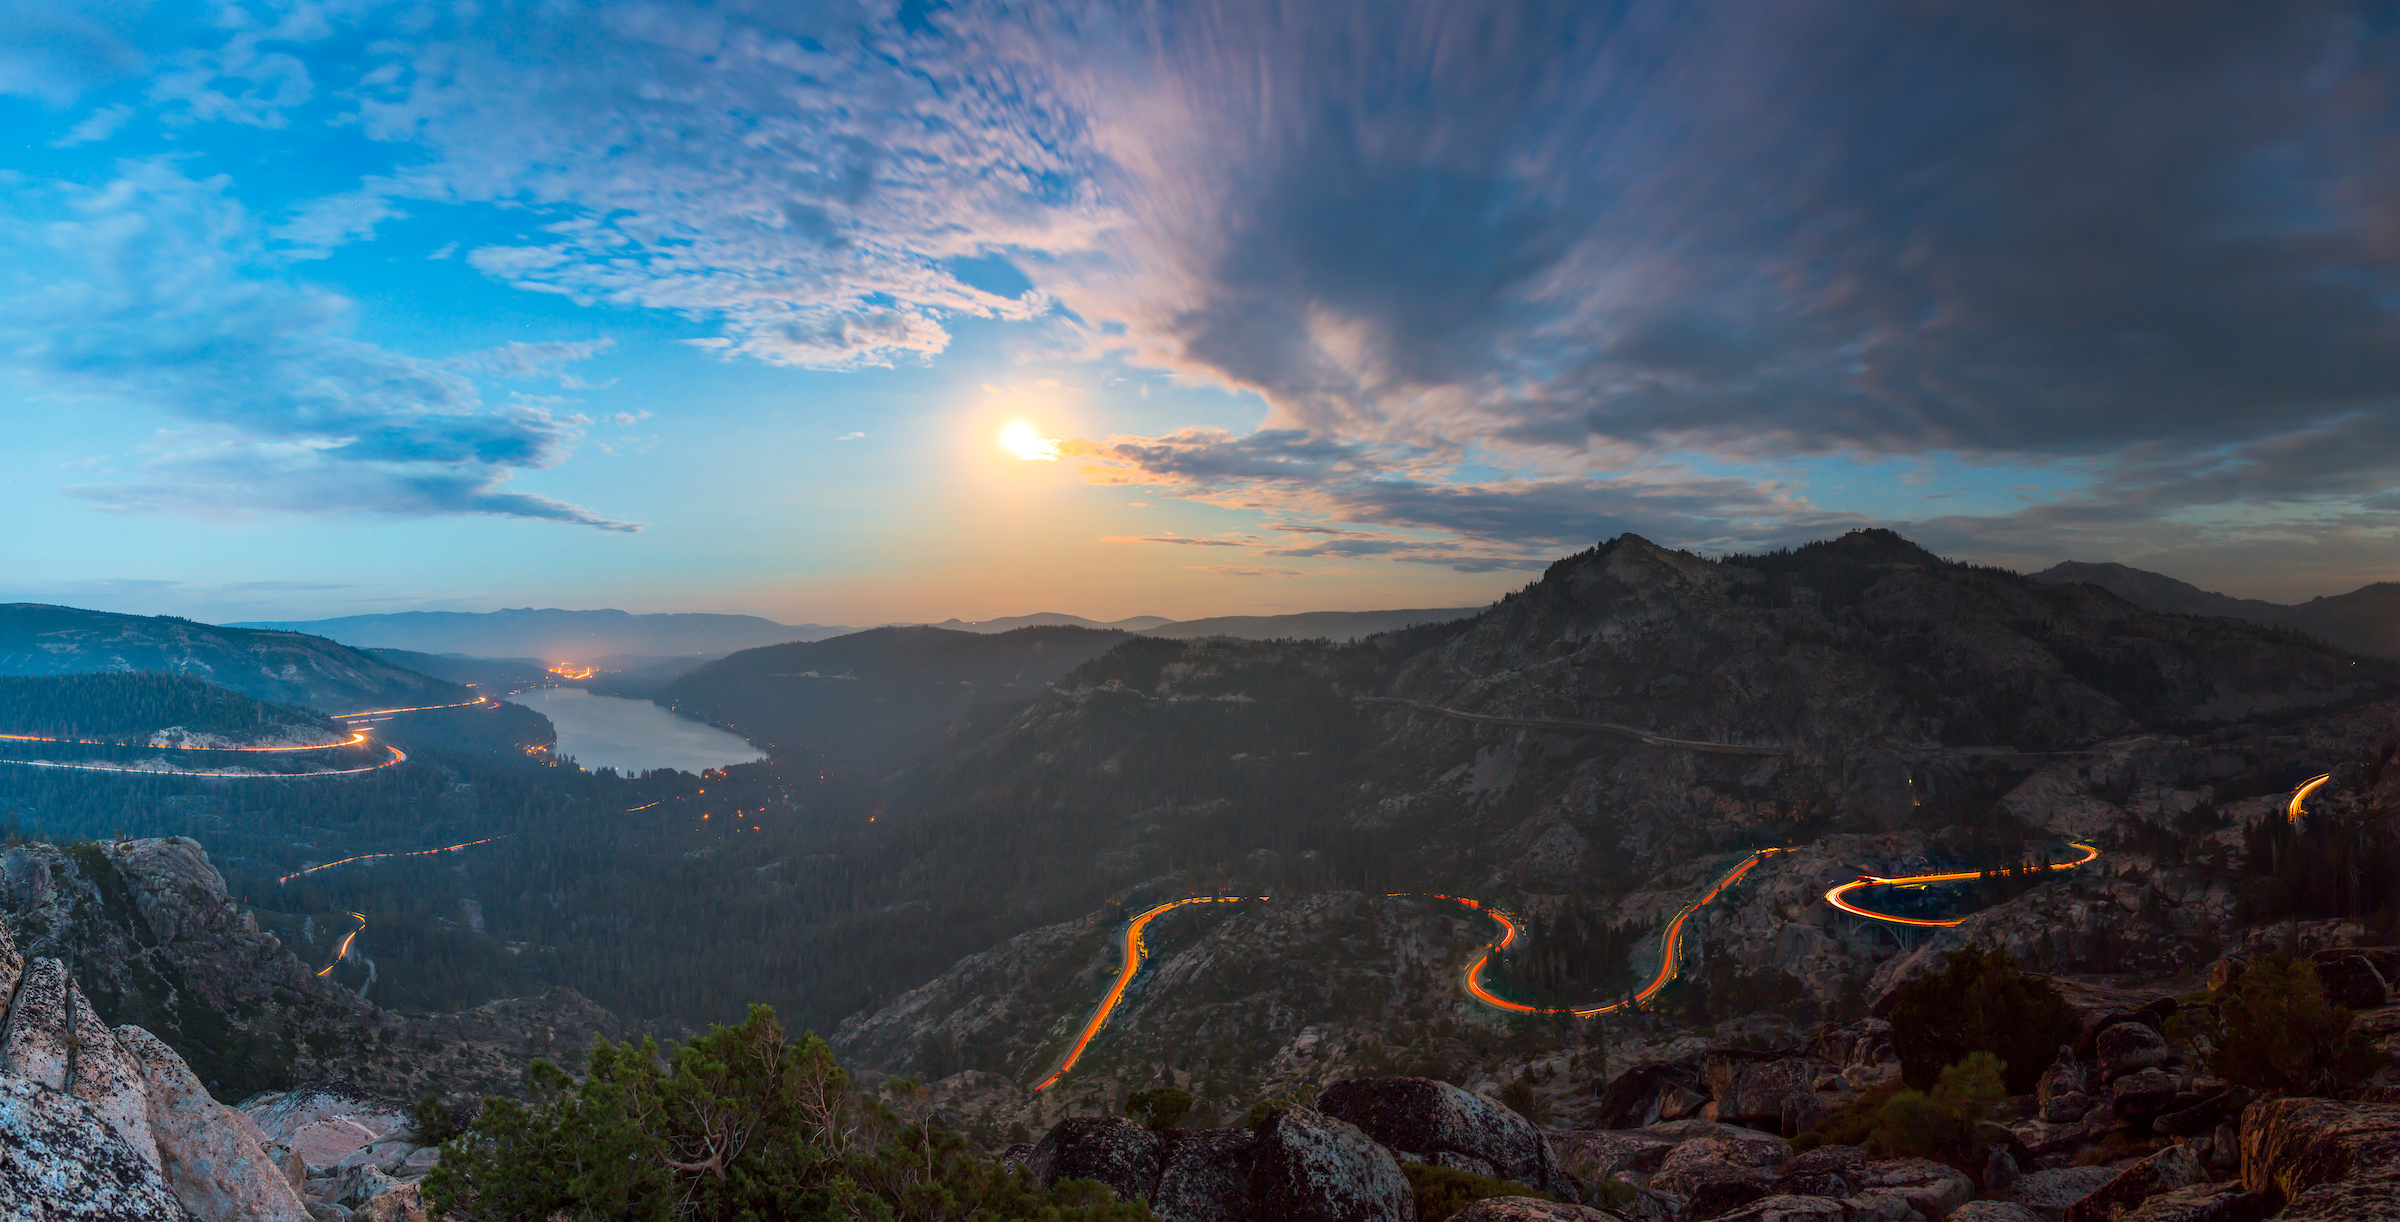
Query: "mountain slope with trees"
2034 559 2400 659
0 604 472 714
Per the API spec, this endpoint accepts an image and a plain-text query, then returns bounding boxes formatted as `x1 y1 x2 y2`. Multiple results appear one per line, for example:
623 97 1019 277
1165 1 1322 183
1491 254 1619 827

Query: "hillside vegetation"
0 673 342 742
0 603 473 713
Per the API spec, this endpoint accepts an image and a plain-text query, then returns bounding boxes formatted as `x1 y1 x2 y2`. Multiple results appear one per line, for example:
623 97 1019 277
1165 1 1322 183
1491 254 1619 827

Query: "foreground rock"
239 1084 445 1220
0 911 307 1222
1250 1105 1416 1222
0 838 634 1105
1320 1076 1577 1199
2240 1097 2400 1221
0 1074 192 1222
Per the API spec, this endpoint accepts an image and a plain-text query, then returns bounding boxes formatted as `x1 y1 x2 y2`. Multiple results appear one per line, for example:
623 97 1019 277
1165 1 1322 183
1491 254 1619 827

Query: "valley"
5 529 2400 1221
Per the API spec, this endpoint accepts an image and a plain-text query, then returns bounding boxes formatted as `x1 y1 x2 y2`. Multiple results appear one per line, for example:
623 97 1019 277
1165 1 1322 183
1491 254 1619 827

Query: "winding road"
2289 774 2331 823
1031 852 1784 1089
330 697 493 719
0 742 406 777
1431 847 1785 1017
316 911 367 977
277 835 513 884
1823 841 2102 927
1032 895 1266 1091
0 729 368 752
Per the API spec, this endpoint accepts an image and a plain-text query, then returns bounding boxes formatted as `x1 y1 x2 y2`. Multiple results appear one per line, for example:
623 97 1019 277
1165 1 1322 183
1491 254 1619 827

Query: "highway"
1426 847 1784 1017
315 911 367 977
1361 697 1788 756
1032 854 1782 1089
0 729 367 752
330 697 492 719
2289 774 2331 823
1032 895 1266 1091
276 835 512 884
1823 841 2101 927
0 742 406 777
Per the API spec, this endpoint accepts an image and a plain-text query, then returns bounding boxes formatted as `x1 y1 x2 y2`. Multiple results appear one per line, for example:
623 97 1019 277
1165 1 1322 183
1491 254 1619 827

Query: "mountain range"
0 603 472 714
239 605 1489 662
229 608 852 661
2032 561 2400 658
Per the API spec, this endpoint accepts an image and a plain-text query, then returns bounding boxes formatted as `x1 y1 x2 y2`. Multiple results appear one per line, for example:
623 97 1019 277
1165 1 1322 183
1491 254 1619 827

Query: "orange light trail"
2289 774 2331 824
0 730 368 752
0 743 406 778
1824 841 2101 927
330 697 491 719
1422 848 1784 1017
316 912 366 977
626 801 663 812
1033 895 1266 1091
277 834 511 884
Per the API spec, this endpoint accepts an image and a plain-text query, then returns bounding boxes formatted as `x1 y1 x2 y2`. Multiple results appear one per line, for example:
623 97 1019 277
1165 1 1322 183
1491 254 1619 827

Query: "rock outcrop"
0 837 634 1105
1318 1076 1576 1199
2239 1097 2400 1220
1247 1106 1415 1222
0 910 305 1222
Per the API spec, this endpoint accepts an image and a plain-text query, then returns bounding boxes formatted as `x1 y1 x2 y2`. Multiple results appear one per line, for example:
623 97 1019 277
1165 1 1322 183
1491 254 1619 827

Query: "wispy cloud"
1187 566 1305 578
50 104 133 147
29 1 2400 583
3 162 637 532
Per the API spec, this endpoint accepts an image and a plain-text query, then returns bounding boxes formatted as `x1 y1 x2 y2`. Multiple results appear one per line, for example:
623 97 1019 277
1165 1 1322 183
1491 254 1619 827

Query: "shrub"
424 1004 1154 1222
1125 1087 1192 1132
1401 1164 1553 1222
1240 1086 1318 1131
411 1091 459 1145
1889 944 2078 1093
2211 952 2377 1095
1796 1052 2009 1158
1497 1079 1550 1127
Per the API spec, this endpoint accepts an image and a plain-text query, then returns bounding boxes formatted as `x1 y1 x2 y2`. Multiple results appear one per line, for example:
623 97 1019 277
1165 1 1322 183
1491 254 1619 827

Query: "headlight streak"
276 835 512 885
1823 841 2102 927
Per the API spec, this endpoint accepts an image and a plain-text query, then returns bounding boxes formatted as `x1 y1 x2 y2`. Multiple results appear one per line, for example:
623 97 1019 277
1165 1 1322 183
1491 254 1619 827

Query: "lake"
503 687 765 774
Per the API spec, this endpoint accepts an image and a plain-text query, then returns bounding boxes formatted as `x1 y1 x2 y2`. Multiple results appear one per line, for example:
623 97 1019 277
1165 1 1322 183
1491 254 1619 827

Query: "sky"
6 1 2400 625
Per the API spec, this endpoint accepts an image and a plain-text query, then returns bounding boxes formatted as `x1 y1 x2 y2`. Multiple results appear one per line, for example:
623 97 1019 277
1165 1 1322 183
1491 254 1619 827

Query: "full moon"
1000 421 1062 461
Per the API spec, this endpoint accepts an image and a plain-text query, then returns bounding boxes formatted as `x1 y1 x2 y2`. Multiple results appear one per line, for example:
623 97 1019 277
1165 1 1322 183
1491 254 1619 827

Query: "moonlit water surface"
504 687 764 774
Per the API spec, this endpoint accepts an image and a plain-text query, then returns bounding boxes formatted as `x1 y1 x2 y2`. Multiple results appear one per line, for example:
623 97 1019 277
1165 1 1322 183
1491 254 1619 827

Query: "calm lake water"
504 687 764 774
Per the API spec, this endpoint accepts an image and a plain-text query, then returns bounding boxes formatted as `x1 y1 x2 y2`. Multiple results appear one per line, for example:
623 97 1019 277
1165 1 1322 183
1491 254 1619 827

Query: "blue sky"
6 1 2400 625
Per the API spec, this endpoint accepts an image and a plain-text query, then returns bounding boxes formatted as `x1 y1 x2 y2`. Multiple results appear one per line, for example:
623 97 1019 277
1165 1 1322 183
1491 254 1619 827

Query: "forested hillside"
0 673 342 743
0 603 473 713
657 625 1130 790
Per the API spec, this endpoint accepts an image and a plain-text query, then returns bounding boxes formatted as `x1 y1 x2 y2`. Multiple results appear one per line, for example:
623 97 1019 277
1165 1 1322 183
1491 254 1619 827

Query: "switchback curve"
1823 841 2101 927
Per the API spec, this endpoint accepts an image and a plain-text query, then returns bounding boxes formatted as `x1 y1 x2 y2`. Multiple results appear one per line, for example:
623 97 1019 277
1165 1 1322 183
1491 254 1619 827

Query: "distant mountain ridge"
658 625 1131 788
233 605 1491 660
916 607 1480 639
2031 560 2400 658
231 608 855 661
0 603 470 714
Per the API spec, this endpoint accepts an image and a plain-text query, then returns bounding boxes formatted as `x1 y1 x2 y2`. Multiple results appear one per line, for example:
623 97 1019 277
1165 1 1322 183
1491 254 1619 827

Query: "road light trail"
330 697 491 720
1425 848 1785 1017
1032 895 1266 1092
0 730 368 752
316 912 366 977
277 834 512 884
2289 774 2331 824
1824 841 2101 927
1035 855 1784 1089
0 743 407 777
